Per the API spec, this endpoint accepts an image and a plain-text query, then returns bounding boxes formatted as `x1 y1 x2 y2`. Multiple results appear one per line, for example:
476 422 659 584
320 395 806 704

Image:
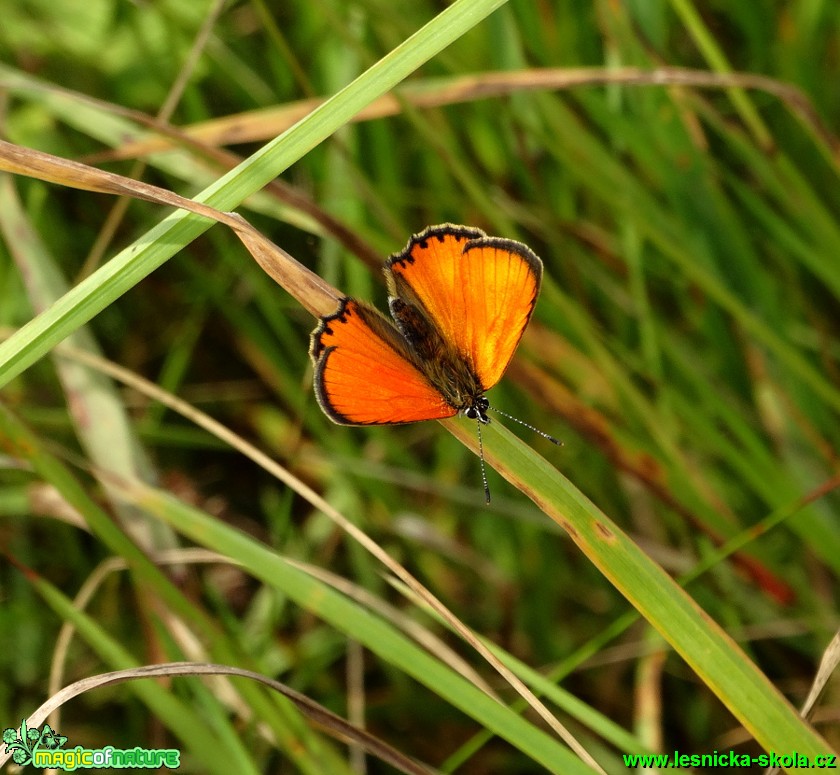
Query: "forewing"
310 298 456 425
386 224 542 391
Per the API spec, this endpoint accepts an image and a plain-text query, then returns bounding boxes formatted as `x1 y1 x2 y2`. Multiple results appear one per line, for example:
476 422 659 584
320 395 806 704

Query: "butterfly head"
464 396 490 425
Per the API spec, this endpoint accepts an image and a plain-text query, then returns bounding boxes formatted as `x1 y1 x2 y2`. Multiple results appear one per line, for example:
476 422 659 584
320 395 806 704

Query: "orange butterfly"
310 224 556 499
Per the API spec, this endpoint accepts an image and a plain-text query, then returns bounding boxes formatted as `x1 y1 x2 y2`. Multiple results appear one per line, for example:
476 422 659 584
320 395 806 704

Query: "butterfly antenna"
476 417 491 505
488 407 562 446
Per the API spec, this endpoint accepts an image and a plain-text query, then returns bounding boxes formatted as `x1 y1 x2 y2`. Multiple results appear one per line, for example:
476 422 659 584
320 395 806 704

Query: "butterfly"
310 224 557 501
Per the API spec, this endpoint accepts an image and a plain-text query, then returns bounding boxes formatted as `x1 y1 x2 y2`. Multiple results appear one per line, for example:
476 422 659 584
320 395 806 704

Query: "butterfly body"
310 224 542 427
388 296 488 419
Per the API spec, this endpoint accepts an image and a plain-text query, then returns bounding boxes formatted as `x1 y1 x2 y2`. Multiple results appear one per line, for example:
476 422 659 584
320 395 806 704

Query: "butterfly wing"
386 224 542 391
310 298 457 425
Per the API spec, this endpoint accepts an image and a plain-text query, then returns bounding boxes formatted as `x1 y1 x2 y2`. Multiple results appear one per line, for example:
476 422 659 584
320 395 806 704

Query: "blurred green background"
1 0 838 772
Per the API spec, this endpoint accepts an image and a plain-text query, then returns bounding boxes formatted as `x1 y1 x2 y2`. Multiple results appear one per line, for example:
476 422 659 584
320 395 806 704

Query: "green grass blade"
125 478 597 774
0 0 509 388
443 415 831 758
24 574 258 775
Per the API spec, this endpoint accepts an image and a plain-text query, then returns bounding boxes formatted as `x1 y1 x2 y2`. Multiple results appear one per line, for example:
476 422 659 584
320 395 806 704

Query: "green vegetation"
1 1 838 772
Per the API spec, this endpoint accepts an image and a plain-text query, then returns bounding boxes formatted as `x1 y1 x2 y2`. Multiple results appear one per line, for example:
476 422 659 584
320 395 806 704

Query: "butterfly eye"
465 400 490 424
